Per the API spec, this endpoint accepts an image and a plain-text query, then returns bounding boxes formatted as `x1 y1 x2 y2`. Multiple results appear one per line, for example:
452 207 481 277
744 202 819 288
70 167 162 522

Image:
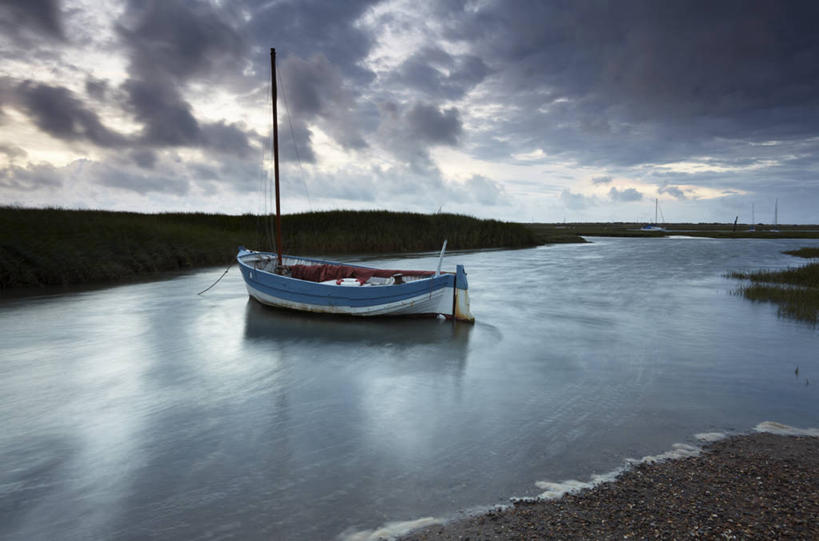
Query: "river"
1 237 818 540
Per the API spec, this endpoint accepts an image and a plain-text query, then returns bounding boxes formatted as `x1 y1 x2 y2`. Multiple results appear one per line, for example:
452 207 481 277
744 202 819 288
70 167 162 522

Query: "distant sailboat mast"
749 202 755 232
640 198 666 232
772 198 779 232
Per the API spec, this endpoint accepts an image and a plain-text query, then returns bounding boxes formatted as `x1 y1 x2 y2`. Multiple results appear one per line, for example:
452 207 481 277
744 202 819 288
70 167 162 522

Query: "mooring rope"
197 261 235 295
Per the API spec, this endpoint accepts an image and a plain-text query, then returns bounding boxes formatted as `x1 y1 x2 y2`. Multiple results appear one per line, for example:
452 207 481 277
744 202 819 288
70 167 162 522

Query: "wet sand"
401 433 818 539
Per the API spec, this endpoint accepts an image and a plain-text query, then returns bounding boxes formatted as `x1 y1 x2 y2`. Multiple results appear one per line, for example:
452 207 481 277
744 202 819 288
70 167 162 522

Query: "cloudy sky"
1 0 818 223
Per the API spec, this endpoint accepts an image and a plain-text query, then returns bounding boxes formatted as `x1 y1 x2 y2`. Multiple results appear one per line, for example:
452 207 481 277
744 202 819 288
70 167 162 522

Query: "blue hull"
237 249 474 320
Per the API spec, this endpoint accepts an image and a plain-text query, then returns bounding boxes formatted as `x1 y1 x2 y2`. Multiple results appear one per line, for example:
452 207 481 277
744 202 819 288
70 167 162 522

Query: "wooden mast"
271 48 283 267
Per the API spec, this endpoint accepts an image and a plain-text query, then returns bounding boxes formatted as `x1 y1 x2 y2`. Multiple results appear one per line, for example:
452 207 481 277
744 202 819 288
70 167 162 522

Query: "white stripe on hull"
245 283 455 317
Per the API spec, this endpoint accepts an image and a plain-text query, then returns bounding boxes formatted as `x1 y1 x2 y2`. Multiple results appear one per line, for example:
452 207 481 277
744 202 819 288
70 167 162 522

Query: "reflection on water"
1 237 818 540
244 298 473 348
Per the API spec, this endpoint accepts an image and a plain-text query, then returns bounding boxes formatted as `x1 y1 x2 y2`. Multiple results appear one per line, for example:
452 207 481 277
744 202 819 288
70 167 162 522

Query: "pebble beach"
401 431 818 540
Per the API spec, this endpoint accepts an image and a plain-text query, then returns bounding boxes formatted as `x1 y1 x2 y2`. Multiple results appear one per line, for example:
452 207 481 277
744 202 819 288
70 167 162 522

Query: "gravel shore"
401 433 818 540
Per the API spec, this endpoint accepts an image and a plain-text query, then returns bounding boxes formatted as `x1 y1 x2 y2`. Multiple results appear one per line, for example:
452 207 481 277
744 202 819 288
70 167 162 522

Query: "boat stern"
454 264 474 323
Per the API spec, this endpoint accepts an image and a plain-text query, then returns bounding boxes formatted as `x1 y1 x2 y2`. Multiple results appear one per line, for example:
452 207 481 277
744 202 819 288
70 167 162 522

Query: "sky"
1 0 818 223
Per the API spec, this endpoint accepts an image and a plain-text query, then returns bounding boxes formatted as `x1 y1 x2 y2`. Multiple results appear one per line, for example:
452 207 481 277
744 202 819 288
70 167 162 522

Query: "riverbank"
401 430 818 540
0 207 546 290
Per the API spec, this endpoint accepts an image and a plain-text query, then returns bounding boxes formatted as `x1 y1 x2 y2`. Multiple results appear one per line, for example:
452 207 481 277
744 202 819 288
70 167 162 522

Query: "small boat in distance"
640 198 667 232
237 49 474 322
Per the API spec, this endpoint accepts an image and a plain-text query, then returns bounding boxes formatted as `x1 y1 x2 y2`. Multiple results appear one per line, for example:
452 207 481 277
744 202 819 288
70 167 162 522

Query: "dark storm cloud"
120 66 254 155
277 118 316 164
280 55 340 117
14 81 128 147
84 77 109 101
110 0 381 165
240 0 380 85
279 54 367 151
116 0 255 155
608 186 643 202
659 185 687 200
130 149 156 169
406 103 462 146
0 0 63 40
117 0 245 83
121 77 198 146
373 101 463 173
391 46 489 100
200 122 257 158
446 0 819 168
0 162 62 191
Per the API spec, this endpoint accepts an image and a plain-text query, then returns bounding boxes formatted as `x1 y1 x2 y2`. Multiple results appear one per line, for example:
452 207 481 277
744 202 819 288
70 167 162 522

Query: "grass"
783 247 819 259
728 263 819 289
729 262 819 325
736 284 819 325
0 207 541 290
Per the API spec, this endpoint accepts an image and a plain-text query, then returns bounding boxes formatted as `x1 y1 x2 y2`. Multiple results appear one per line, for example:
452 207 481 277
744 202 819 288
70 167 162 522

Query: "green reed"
783 247 819 259
729 262 819 325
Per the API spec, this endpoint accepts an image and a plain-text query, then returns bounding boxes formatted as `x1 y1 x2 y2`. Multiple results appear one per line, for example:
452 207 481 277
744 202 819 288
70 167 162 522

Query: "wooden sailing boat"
237 49 474 322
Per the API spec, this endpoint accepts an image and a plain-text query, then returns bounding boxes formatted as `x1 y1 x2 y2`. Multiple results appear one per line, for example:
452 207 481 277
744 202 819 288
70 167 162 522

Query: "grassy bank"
784 247 819 258
0 207 540 290
521 223 589 244
729 259 819 324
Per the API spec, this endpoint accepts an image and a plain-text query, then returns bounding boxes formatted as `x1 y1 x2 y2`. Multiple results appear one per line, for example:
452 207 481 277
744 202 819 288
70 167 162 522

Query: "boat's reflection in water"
242 298 473 372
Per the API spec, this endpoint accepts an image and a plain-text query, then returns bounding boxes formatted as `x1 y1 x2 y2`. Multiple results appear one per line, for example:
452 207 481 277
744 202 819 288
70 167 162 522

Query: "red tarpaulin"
289 264 435 284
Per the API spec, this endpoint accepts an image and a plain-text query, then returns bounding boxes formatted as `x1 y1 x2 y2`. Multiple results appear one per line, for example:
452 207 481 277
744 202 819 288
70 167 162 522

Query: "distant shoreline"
401 430 819 540
525 222 819 240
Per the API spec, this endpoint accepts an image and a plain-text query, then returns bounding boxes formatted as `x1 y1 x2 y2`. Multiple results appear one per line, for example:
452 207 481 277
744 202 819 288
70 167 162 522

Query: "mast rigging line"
256 71 274 252
276 61 313 210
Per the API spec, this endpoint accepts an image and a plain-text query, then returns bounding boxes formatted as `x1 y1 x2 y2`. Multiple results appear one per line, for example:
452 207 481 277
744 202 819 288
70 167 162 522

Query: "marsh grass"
735 284 819 325
783 247 819 259
728 263 819 288
0 207 539 289
729 262 819 325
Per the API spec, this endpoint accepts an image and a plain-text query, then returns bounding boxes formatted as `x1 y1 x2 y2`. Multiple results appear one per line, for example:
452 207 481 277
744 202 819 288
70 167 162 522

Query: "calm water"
1 237 818 540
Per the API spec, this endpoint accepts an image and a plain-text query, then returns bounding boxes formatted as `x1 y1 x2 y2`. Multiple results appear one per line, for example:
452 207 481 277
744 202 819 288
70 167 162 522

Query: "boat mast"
271 48 283 267
655 198 658 224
